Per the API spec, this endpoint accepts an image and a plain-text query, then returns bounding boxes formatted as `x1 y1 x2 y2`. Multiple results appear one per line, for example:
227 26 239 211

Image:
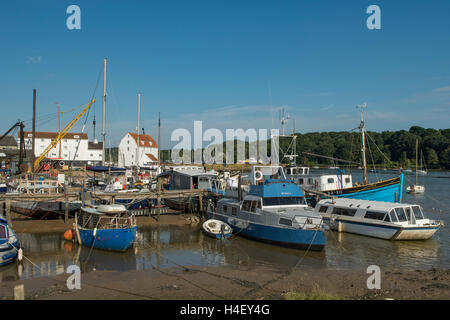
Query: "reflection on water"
1 170 449 283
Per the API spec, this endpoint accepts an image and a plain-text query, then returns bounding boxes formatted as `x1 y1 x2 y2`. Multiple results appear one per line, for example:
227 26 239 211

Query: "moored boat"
75 204 137 252
0 215 21 266
207 166 327 251
202 219 232 239
316 198 440 240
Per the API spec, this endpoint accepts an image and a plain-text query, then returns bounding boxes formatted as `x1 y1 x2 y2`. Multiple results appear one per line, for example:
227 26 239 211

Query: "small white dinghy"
406 184 425 194
202 219 232 239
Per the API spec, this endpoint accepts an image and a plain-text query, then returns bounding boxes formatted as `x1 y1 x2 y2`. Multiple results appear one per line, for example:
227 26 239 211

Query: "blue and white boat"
75 204 137 252
207 166 327 251
0 215 20 266
316 198 441 240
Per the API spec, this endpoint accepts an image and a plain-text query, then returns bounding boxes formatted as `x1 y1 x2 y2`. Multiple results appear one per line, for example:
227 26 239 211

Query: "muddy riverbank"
0 265 448 300
9 211 199 234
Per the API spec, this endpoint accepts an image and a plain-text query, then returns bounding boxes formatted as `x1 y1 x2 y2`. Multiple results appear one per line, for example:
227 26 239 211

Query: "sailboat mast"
137 91 141 172
102 58 107 166
416 139 418 185
358 103 368 184
158 112 161 173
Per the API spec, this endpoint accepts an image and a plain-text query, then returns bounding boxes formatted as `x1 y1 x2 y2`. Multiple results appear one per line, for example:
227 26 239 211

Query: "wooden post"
157 196 161 222
199 193 203 216
64 182 69 224
5 199 12 227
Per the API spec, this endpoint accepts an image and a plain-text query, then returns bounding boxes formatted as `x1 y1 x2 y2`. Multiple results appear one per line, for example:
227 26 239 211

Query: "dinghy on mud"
202 219 232 239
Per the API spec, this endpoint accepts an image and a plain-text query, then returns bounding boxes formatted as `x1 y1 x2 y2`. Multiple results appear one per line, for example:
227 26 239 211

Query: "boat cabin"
158 166 222 191
315 198 440 240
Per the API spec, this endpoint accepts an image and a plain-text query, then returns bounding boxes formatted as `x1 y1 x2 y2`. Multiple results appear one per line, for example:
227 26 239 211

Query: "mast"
137 91 141 171
415 138 418 185
32 89 36 174
358 103 368 184
102 58 107 166
158 112 161 173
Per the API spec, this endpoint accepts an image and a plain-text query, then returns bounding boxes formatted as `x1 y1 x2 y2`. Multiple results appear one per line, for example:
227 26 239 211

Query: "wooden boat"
317 198 440 240
11 200 83 219
0 215 20 266
75 204 137 252
202 219 232 239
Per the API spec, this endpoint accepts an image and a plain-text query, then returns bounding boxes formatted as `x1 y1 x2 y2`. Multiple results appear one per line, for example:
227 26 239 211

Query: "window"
242 200 251 211
412 206 424 219
389 210 399 222
395 208 407 222
332 207 356 217
364 211 386 221
231 207 237 216
222 205 228 213
299 178 304 184
404 207 413 222
90 154 93 157
383 214 391 222
0 225 6 238
308 178 314 184
263 197 306 206
250 200 258 212
345 178 351 184
318 206 328 213
328 178 334 183
286 169 291 174
279 218 292 226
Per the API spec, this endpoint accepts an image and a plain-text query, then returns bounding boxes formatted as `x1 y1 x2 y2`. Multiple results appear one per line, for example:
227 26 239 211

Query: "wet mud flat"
0 265 448 300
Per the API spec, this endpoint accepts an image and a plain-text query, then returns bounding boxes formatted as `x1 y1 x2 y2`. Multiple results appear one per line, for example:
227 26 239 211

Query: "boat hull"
323 217 438 240
77 226 137 251
210 212 325 251
11 201 82 219
0 240 20 266
307 175 403 203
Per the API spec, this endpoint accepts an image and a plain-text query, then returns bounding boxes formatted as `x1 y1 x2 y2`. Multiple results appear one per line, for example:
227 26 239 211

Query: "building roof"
0 136 18 147
128 132 157 148
88 141 103 150
145 153 157 162
22 131 88 140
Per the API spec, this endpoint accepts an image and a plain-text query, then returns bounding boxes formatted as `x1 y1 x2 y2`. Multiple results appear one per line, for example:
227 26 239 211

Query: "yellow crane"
28 99 96 173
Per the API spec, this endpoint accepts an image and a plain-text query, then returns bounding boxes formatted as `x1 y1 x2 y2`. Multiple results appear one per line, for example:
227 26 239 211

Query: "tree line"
106 126 450 170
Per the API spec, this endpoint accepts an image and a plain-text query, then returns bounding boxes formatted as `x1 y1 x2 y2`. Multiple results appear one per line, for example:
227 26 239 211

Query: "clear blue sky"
1 0 449 148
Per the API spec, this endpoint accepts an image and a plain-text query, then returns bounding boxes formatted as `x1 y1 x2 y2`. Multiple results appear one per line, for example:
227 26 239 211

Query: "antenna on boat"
279 108 290 137
357 103 368 185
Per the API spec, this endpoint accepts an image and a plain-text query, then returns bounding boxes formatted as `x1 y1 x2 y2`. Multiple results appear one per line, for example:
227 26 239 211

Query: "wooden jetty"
0 188 211 225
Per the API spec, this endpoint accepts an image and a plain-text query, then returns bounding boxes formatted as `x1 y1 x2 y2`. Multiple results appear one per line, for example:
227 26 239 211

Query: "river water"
1 170 449 283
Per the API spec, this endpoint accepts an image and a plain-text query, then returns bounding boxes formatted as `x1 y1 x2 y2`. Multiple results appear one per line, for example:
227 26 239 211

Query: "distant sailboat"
406 139 425 194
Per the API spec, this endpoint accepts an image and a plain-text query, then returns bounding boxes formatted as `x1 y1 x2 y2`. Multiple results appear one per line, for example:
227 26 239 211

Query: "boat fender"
18 248 23 262
254 170 263 181
93 228 97 237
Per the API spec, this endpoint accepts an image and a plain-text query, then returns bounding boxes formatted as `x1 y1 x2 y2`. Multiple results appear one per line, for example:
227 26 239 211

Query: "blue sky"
1 0 449 148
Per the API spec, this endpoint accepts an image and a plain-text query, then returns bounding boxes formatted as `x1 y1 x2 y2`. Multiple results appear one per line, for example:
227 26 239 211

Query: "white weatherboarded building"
20 131 103 165
118 132 158 168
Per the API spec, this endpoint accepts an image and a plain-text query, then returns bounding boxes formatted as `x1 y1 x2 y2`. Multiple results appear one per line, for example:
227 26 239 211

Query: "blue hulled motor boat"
207 166 327 251
0 215 20 266
75 204 137 252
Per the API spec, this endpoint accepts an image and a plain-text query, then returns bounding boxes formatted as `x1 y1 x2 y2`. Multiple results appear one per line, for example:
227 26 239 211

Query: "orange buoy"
64 229 74 241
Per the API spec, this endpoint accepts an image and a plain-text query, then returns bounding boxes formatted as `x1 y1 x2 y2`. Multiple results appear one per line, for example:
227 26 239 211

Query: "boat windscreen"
263 197 306 206
395 208 407 222
0 225 6 238
412 206 424 219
